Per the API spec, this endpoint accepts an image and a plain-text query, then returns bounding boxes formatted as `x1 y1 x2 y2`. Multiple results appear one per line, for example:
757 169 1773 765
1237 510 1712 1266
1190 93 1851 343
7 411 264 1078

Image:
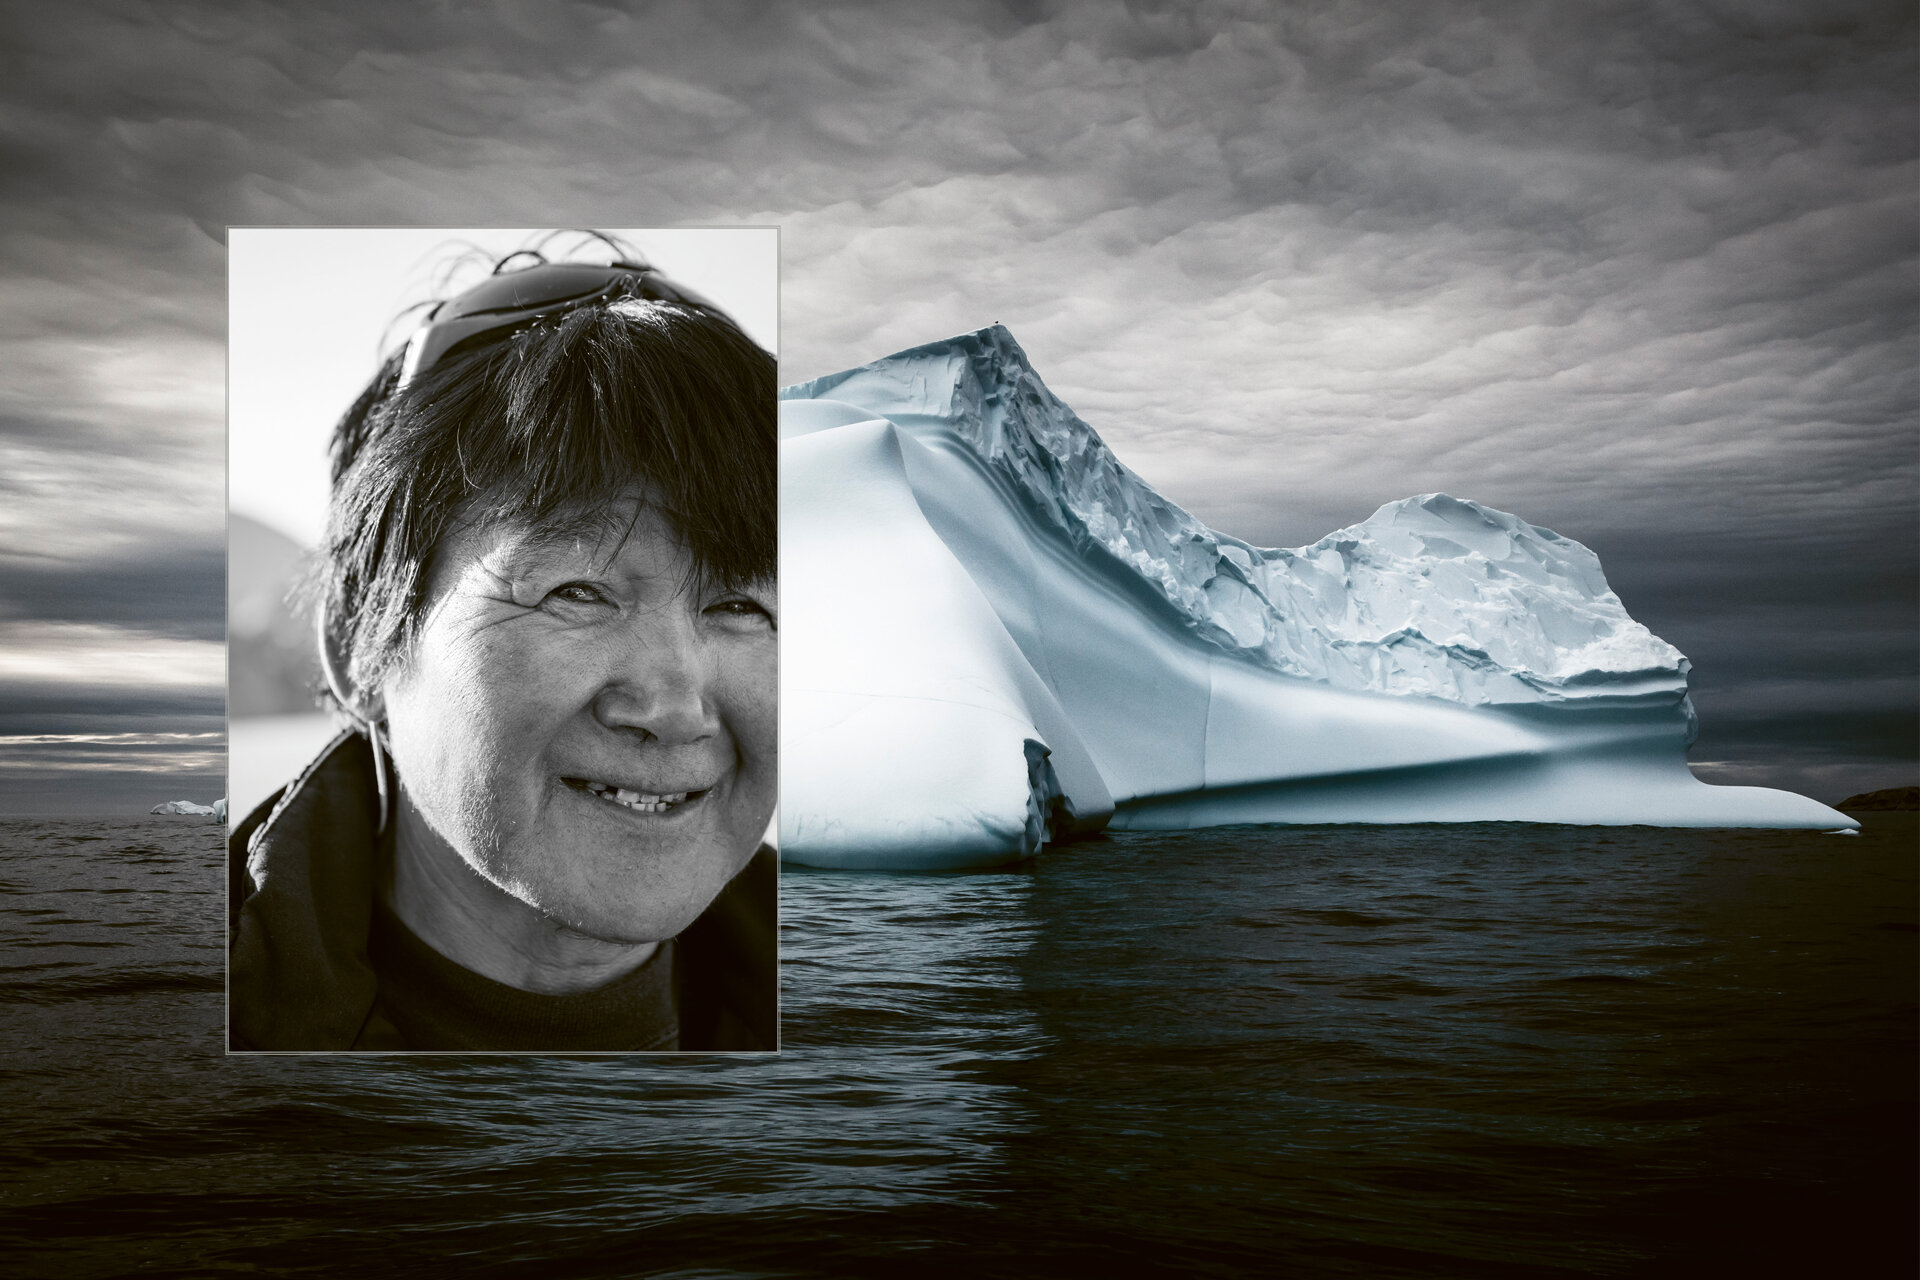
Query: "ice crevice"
778 326 1853 869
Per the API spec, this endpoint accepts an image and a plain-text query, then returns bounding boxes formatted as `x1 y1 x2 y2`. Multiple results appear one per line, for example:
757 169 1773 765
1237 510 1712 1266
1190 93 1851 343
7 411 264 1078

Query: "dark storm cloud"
1589 511 1917 799
0 682 224 812
0 734 223 775
0 0 1911 806
0 685 225 738
0 541 223 643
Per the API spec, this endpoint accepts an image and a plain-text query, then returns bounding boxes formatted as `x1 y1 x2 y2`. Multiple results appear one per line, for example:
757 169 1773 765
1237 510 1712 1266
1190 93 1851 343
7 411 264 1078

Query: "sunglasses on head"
396 259 728 388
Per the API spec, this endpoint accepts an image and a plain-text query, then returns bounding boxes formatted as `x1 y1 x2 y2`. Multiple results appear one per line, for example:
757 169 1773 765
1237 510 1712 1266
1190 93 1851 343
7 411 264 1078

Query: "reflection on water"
971 823 1918 1274
0 816 1912 1276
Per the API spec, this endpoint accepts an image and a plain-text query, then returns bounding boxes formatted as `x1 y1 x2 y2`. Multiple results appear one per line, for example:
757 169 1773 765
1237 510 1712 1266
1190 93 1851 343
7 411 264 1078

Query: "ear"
317 608 384 726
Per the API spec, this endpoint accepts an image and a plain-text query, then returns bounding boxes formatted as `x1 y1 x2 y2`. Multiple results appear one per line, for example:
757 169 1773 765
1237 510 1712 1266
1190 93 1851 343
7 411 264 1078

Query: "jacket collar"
228 730 384 1050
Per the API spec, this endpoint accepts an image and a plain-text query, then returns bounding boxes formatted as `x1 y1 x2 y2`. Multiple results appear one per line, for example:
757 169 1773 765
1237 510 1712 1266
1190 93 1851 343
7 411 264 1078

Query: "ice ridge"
786 325 1689 713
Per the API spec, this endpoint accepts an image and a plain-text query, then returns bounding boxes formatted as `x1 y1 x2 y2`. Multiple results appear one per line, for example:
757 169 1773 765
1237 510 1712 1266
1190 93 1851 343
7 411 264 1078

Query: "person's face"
380 491 775 945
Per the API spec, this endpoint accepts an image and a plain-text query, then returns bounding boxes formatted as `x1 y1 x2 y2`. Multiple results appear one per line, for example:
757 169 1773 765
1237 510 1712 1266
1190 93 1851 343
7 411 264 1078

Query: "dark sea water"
0 815 1912 1278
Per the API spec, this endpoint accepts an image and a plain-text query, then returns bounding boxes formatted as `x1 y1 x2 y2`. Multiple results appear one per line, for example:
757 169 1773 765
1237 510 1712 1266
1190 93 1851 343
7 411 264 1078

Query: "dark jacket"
228 732 776 1051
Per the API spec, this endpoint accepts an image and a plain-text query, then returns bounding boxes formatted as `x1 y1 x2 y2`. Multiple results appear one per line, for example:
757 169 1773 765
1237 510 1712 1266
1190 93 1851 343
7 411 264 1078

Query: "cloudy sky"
0 0 1911 811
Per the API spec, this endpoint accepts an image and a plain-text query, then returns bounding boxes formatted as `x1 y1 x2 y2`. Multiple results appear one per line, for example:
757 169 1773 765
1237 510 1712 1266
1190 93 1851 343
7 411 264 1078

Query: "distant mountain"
229 513 322 716
1838 787 1918 811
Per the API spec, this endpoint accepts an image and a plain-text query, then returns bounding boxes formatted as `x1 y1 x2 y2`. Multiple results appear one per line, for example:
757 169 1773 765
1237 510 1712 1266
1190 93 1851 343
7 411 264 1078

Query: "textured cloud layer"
0 0 1911 806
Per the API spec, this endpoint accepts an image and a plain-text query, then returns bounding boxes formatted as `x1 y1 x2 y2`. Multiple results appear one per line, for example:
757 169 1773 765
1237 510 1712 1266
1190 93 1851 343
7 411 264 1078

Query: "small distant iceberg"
151 799 217 817
778 325 1856 869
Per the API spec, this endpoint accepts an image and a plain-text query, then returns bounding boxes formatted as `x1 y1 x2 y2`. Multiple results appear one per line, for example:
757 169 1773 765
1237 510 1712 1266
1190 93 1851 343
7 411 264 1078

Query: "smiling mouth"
563 777 709 815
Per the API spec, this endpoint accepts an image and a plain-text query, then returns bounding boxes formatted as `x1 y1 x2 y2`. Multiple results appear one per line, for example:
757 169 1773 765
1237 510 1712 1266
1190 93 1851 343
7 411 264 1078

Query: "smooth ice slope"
779 327 1853 868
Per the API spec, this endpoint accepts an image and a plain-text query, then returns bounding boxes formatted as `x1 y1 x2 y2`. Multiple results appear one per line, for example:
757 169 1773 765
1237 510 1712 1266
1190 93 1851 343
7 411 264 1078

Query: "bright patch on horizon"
0 623 222 688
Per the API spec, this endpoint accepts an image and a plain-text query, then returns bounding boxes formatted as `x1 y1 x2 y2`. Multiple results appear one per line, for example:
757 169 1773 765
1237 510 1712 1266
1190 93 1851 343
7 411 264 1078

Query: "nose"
592 617 716 744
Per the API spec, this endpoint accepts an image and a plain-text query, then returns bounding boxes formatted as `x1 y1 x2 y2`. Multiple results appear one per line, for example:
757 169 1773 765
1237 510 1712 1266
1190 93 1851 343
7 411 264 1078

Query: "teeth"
581 781 691 813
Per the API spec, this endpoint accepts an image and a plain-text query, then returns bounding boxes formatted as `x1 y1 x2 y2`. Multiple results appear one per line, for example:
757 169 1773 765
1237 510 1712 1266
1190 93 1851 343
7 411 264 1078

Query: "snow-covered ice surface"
780 326 1854 869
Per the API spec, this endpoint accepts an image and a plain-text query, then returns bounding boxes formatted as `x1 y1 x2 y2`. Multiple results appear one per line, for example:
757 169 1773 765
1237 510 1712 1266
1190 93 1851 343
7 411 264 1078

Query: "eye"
705 597 775 629
545 582 610 607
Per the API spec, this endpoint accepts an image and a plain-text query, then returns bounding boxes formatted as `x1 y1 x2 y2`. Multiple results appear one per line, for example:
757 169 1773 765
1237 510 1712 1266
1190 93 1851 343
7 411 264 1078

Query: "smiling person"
229 239 777 1052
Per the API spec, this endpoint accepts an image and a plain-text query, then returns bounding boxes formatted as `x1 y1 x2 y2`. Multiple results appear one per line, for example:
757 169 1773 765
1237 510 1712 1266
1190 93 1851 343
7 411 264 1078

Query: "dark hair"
316 287 774 706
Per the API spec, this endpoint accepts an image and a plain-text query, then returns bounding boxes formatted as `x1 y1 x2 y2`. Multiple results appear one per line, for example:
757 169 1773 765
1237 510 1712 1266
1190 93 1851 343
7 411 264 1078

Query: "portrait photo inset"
226 228 778 1052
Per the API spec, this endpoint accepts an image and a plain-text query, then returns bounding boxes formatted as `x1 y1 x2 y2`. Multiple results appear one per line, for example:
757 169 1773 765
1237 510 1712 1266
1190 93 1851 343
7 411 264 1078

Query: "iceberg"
151 800 216 817
779 326 1854 869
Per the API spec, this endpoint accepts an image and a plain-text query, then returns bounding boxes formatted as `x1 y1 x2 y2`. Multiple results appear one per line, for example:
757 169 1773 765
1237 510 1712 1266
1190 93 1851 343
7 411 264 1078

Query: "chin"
521 836 758 946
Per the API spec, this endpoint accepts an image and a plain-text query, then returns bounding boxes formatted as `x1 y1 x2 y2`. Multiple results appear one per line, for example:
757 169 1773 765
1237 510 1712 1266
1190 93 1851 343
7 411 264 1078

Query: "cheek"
386 629 588 794
718 641 779 788
718 640 775 832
